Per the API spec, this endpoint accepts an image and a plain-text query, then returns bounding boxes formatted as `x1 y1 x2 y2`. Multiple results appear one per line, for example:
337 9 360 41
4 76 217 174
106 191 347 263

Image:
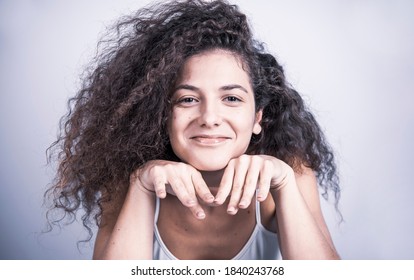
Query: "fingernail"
227 207 237 214
239 199 247 208
214 195 223 204
197 211 205 219
205 195 214 202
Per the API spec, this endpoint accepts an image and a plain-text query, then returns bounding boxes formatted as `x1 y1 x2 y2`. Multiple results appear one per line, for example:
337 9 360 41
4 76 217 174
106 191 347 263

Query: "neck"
200 169 225 194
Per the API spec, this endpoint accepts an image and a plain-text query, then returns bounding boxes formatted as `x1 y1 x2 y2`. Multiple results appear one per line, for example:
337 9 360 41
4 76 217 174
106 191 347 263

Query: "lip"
190 134 231 145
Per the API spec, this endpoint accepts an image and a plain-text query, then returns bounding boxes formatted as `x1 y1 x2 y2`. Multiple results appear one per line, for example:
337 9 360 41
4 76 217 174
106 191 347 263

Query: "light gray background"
1 0 413 259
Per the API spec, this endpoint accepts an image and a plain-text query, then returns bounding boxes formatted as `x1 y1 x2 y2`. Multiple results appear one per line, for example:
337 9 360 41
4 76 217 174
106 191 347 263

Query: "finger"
169 176 206 220
187 204 207 220
153 174 168 198
192 171 214 203
256 159 272 201
183 173 208 219
183 174 209 220
214 160 235 205
168 177 197 207
227 157 249 214
145 166 168 198
238 157 261 208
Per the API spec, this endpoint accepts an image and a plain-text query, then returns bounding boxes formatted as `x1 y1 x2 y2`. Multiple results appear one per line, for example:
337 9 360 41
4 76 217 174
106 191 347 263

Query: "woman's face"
168 49 262 171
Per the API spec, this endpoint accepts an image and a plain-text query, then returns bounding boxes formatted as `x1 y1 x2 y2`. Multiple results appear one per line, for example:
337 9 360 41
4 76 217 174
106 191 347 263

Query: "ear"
253 110 263 135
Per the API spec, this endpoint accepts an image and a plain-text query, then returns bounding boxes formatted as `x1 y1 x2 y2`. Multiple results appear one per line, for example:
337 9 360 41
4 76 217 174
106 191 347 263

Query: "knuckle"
154 179 165 188
169 178 182 187
149 165 162 176
258 179 270 191
177 162 189 170
195 183 208 193
251 154 260 161
190 169 202 178
253 155 264 165
232 183 243 191
244 178 255 187
225 159 236 169
263 159 273 170
239 154 249 162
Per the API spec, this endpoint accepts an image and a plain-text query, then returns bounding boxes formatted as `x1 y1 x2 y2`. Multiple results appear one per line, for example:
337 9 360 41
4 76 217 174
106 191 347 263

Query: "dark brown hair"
45 0 340 241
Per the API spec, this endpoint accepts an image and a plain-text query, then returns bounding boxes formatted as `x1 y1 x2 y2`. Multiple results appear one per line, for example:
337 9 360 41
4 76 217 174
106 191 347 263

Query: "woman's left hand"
214 154 294 214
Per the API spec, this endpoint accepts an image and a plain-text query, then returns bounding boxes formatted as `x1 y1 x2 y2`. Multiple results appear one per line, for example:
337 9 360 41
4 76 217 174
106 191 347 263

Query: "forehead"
177 49 251 84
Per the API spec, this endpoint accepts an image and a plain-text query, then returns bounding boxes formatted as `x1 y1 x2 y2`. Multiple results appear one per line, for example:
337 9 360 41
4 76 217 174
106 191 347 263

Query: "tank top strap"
154 196 160 223
255 193 263 227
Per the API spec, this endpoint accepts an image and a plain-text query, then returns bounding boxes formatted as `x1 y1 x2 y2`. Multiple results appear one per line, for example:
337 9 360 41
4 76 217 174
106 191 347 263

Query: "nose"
197 100 222 127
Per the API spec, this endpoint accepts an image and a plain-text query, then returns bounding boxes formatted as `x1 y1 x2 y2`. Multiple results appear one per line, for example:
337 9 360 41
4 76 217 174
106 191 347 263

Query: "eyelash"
176 97 198 104
174 95 242 106
223 96 242 102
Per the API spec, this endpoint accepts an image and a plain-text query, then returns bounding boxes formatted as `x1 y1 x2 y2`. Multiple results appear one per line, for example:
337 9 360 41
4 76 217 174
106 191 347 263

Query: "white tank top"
153 197 281 260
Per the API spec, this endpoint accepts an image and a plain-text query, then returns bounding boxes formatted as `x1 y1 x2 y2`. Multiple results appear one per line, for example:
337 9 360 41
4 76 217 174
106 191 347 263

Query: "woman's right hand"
130 160 215 219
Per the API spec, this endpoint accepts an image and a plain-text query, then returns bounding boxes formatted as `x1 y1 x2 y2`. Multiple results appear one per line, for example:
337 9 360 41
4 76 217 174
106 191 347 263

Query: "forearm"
99 185 155 260
271 170 339 260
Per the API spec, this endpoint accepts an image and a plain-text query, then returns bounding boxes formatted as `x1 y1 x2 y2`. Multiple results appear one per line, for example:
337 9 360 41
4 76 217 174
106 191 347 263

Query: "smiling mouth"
190 135 231 145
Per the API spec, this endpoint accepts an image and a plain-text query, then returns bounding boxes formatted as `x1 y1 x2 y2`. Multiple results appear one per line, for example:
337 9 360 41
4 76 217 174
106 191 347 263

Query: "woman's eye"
176 97 198 105
224 96 241 102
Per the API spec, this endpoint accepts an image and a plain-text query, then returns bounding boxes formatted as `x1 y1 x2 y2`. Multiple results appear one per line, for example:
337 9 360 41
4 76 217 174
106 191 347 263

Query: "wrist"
136 184 156 196
270 165 295 192
129 174 156 198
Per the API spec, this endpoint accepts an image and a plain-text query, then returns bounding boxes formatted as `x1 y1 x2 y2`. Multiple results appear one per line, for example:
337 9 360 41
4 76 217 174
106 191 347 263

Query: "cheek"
169 111 194 128
168 110 180 127
167 114 176 141
167 113 188 141
235 111 257 130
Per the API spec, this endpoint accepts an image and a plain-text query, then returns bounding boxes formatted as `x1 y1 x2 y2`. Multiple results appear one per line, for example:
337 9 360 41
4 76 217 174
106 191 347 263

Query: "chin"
189 159 229 172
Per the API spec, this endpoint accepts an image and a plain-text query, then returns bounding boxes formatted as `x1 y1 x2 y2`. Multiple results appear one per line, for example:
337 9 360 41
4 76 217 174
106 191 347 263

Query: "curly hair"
45 0 340 241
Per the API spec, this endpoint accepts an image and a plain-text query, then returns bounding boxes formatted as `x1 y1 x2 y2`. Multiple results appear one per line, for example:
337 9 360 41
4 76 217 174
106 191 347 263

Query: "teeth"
194 137 226 144
200 138 220 143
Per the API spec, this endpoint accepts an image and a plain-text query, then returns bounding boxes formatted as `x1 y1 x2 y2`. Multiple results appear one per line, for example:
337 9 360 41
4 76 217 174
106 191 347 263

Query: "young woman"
46 0 341 260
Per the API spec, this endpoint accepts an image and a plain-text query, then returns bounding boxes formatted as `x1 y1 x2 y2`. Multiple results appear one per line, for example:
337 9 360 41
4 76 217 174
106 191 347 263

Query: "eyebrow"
221 84 248 93
174 84 248 93
174 84 200 92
